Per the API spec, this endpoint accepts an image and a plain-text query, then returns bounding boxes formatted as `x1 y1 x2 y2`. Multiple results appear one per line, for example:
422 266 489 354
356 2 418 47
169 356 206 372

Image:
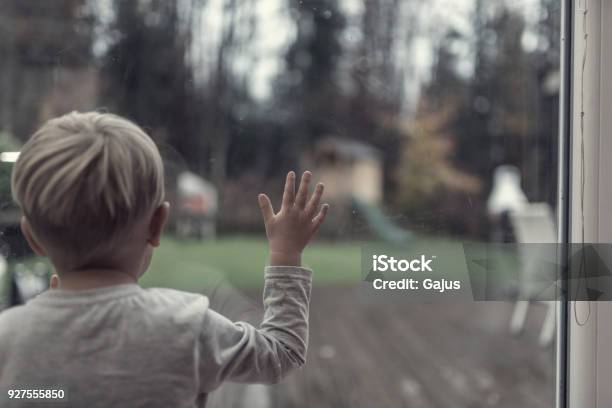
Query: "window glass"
0 0 560 406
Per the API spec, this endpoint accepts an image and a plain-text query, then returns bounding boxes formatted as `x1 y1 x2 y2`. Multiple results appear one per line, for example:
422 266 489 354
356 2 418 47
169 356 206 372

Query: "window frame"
556 0 572 407
565 0 612 406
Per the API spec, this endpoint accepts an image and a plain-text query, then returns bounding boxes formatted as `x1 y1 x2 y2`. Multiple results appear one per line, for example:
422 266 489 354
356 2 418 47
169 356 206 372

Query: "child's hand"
258 171 329 266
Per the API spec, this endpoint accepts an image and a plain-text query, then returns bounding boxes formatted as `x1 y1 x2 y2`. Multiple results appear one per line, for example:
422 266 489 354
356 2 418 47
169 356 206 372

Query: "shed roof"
315 137 381 160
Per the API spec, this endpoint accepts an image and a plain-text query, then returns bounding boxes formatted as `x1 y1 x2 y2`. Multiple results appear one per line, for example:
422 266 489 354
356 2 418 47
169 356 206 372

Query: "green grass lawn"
140 235 364 291
141 234 517 292
5 234 520 296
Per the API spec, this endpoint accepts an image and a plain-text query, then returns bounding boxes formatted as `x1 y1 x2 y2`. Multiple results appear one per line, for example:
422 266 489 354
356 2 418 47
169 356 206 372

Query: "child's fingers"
312 203 329 231
258 194 275 223
281 171 296 209
295 171 312 209
49 274 60 290
305 182 324 216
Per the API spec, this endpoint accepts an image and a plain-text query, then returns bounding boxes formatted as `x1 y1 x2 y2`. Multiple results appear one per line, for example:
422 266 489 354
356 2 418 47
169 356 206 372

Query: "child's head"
11 111 169 274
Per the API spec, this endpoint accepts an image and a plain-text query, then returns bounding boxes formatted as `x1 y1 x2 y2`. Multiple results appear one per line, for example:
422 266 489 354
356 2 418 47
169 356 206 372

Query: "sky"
216 0 542 108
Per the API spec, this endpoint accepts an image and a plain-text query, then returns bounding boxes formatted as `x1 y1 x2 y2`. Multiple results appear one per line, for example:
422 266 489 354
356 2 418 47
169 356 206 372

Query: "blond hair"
12 111 164 264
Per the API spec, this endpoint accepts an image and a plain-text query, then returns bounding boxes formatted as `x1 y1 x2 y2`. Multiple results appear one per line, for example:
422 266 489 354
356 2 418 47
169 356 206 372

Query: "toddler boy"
0 112 328 407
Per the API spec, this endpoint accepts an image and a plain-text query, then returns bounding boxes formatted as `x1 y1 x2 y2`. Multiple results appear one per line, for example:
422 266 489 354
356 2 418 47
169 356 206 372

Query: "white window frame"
564 0 612 406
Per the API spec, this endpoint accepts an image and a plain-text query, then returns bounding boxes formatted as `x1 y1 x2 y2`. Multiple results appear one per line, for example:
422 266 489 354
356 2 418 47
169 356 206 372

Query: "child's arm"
198 171 328 391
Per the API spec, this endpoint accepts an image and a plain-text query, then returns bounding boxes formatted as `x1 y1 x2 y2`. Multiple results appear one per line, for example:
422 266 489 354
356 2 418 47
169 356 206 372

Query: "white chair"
487 165 528 216
509 203 557 346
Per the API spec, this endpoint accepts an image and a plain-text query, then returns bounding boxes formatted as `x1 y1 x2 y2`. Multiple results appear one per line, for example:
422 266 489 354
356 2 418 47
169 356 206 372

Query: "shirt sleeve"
198 266 312 392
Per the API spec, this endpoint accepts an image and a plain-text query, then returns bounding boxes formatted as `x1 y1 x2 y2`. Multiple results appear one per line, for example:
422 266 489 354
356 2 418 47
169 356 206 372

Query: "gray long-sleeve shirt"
0 266 312 407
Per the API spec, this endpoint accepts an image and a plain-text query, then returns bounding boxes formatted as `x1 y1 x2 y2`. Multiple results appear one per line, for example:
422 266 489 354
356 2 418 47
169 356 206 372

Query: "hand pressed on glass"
258 171 329 267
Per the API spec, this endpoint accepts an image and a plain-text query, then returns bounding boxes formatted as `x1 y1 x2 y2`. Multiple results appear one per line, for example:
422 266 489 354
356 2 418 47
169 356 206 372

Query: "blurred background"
0 0 561 407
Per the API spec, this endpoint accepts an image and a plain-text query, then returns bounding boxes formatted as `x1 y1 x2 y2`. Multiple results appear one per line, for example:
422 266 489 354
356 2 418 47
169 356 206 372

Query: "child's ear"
20 216 47 256
148 202 170 247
